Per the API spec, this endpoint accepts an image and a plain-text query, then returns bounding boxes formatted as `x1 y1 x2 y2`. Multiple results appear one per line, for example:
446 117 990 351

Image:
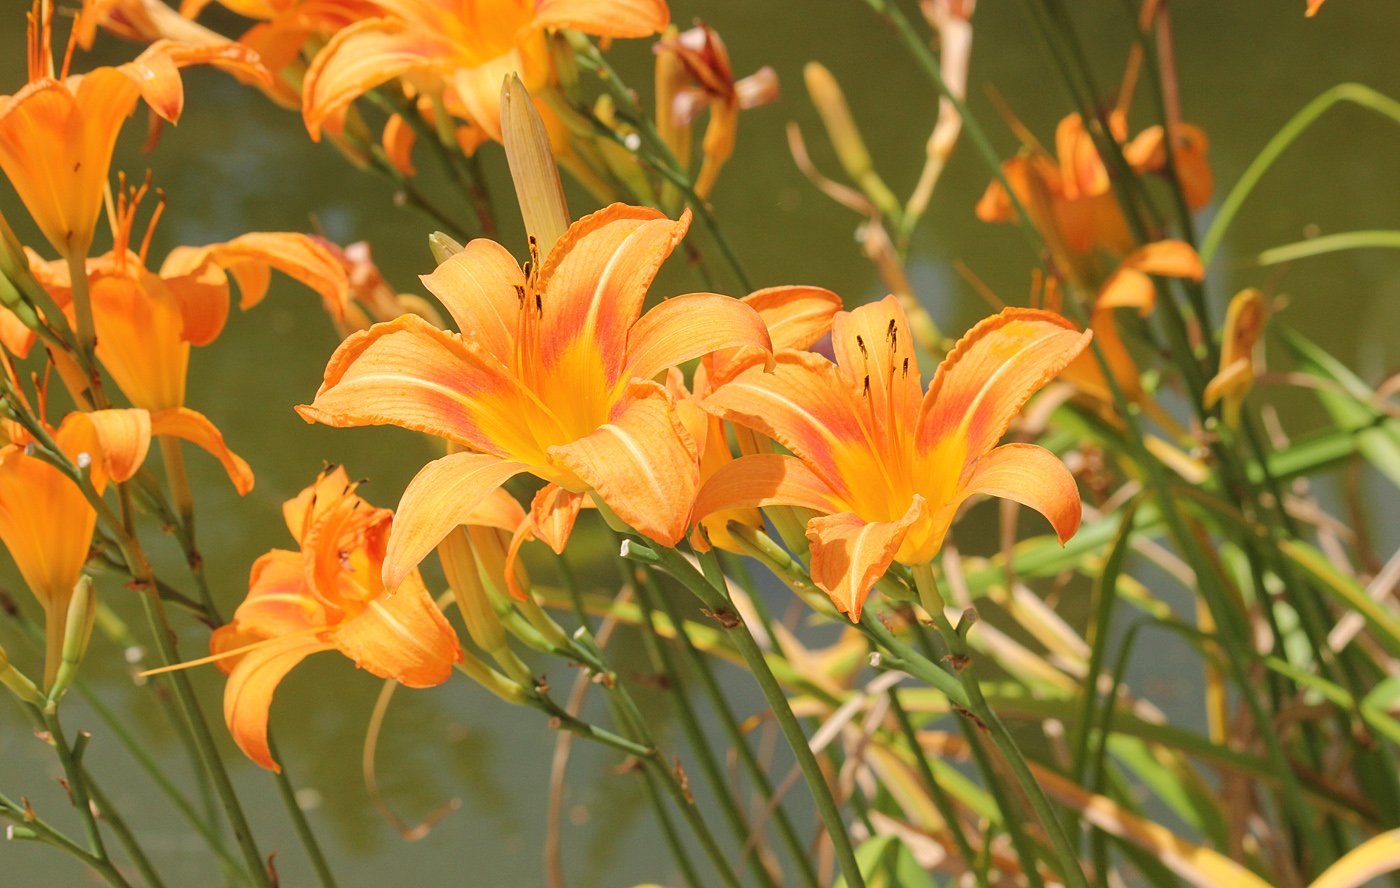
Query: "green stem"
82 772 169 888
640 541 868 888
65 250 97 369
635 569 782 888
268 739 339 888
1201 83 1400 264
42 707 109 861
647 567 824 888
1257 229 1400 265
911 563 1088 888
0 789 134 888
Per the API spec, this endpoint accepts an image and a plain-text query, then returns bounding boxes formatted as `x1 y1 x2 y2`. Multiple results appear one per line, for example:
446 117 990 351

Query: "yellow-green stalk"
803 62 901 219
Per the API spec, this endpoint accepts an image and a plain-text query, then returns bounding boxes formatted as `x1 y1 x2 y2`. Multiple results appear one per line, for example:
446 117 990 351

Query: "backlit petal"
536 204 690 388
149 407 255 494
419 238 525 366
917 308 1091 468
89 270 189 411
297 314 541 461
223 635 335 771
301 18 447 139
531 0 669 37
67 408 152 483
383 451 528 592
465 485 529 533
331 569 461 687
959 443 1081 544
0 443 97 611
282 465 352 541
701 349 868 501
830 295 922 449
807 496 926 621
546 380 697 546
623 292 771 383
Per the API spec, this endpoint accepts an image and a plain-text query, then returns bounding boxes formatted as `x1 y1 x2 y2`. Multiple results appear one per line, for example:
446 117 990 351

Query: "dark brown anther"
887 318 897 349
522 260 532 280
856 334 867 358
902 357 909 377
535 292 542 313
862 375 871 397
513 283 526 303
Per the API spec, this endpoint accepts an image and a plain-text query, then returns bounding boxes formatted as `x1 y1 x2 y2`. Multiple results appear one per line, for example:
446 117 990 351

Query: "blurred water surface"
1 0 1399 885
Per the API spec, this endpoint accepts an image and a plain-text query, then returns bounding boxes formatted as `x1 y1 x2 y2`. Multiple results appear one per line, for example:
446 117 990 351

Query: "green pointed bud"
547 32 580 97
803 62 901 219
501 73 571 258
439 527 508 656
0 641 41 705
428 231 464 265
49 576 96 701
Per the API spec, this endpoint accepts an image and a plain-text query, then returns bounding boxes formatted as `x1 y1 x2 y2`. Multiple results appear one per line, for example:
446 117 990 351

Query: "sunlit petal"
223 635 335 772
546 380 696 546
331 569 461 687
623 292 770 383
917 308 1091 467
529 483 586 554
297 314 541 460
960 443 1081 544
743 285 842 351
531 0 669 37
807 496 926 621
301 18 447 139
691 453 848 547
145 407 254 494
383 451 528 592
419 238 525 366
537 205 690 388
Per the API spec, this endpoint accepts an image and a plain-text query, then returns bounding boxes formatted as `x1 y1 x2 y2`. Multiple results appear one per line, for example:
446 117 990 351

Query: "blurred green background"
1 0 1399 885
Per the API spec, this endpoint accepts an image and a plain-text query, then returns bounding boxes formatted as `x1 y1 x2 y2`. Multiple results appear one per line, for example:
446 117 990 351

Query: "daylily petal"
282 465 352 542
419 238 525 366
331 569 461 687
547 380 696 546
806 496 926 621
531 0 669 37
158 251 232 346
536 204 690 388
89 269 189 411
297 314 541 461
382 112 417 176
223 635 335 771
830 295 922 449
530 483 585 554
66 408 152 484
1118 239 1205 280
225 550 324 648
959 443 1081 544
0 442 97 613
743 285 842 352
623 292 771 383
464 485 529 533
917 308 1091 467
701 349 867 501
160 232 350 323
149 407 255 494
691 453 848 545
383 451 528 592
301 18 447 139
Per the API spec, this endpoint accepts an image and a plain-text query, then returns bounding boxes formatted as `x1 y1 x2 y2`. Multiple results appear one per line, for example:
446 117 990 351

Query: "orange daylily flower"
26 188 347 492
298 203 772 593
977 112 1212 286
1049 239 1204 410
0 394 231 686
1305 0 1326 14
210 466 463 772
654 23 779 198
694 298 1091 620
0 3 268 261
669 285 841 552
301 0 670 144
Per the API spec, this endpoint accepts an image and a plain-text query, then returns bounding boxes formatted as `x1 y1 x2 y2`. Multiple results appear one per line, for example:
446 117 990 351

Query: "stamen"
59 8 79 82
902 357 909 377
138 190 167 267
137 626 327 676
855 334 867 359
862 375 870 397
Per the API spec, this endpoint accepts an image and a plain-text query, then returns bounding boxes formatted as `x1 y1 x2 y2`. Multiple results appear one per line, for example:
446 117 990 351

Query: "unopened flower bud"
501 74 571 258
803 62 900 218
49 576 97 699
428 232 464 265
439 527 508 656
0 642 42 705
